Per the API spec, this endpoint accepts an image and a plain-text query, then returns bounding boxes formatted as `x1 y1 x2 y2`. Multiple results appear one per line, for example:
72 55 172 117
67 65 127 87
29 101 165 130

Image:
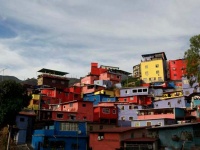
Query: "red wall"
168 59 187 80
118 96 152 105
90 133 121 150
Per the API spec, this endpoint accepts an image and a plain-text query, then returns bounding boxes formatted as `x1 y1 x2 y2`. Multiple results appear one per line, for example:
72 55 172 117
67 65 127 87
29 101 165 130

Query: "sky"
0 0 200 80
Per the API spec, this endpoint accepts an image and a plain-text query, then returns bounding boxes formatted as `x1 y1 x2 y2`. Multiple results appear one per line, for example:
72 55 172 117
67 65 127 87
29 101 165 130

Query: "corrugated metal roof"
90 126 146 133
123 137 158 142
38 68 68 76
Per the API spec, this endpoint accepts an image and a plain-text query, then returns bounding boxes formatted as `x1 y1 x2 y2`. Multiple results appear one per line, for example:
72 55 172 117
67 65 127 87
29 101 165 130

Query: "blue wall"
31 121 88 150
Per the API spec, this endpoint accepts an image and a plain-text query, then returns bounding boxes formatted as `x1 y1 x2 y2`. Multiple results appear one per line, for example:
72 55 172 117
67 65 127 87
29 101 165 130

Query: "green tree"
184 34 200 82
0 80 31 127
121 76 141 87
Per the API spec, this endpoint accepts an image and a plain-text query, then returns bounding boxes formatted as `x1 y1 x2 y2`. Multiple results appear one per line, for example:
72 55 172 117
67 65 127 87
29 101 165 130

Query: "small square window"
70 103 73 107
145 71 149 76
155 64 159 68
145 65 148 69
121 116 125 121
129 117 133 121
20 118 25 122
121 106 124 110
82 104 86 107
156 70 159 74
129 105 133 109
112 109 116 114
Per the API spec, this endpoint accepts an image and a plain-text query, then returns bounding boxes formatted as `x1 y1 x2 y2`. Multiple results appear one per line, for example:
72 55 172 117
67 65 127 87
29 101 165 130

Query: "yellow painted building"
27 94 40 110
140 52 167 84
94 90 114 97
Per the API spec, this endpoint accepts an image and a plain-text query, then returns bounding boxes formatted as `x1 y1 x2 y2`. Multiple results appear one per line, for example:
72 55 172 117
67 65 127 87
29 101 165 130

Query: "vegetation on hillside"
0 80 32 127
184 34 200 82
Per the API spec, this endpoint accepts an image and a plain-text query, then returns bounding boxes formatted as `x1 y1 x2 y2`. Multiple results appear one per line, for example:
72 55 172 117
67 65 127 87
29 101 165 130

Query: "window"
145 71 149 76
172 67 176 71
125 90 129 94
124 98 127 102
146 121 151 126
145 65 148 69
89 126 93 131
130 97 134 100
112 109 116 114
132 89 137 93
134 106 138 109
57 113 63 119
20 117 25 122
102 108 110 114
156 70 159 74
117 75 120 79
143 78 147 82
158 77 162 81
61 81 65 84
69 103 73 107
121 106 124 110
138 89 142 92
121 116 125 121
129 117 133 121
135 122 140 127
129 105 133 109
149 78 151 81
71 144 79 150
99 125 103 130
82 104 86 107
143 89 147 92
83 116 87 120
155 64 159 68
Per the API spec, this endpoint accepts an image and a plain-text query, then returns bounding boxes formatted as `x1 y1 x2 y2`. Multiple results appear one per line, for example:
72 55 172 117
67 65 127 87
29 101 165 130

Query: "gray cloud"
0 0 200 80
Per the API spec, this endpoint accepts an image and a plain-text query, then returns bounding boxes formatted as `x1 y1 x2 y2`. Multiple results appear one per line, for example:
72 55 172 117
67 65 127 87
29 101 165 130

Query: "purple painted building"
153 96 190 109
116 103 143 127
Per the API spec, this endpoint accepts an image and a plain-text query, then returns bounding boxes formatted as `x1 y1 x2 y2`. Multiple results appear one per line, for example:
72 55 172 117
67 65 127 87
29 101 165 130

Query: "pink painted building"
99 72 121 85
82 84 105 94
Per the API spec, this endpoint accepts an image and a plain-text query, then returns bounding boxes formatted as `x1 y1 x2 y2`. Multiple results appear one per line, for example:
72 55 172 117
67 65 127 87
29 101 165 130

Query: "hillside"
0 75 80 86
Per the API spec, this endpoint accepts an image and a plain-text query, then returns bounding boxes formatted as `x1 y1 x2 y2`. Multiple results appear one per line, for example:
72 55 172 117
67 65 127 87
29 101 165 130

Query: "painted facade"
93 105 118 124
168 59 187 81
132 118 176 127
140 52 167 84
133 64 141 78
89 127 157 150
137 108 185 120
148 123 200 149
32 121 88 150
117 104 142 127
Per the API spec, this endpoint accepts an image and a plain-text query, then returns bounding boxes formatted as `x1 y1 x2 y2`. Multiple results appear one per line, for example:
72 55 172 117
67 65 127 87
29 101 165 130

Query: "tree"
184 34 200 82
0 80 31 127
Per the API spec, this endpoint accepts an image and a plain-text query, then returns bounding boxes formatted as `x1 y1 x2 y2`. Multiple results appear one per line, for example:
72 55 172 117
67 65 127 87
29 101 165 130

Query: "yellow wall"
141 59 164 83
94 90 114 97
27 94 40 110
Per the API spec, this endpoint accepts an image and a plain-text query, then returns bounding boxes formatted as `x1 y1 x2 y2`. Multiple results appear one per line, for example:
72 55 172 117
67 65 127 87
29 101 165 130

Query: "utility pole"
0 68 7 81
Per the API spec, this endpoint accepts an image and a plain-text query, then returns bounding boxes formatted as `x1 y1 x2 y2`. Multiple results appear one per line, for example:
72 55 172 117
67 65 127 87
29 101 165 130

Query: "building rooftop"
148 122 200 129
38 68 68 76
90 126 147 133
123 137 158 142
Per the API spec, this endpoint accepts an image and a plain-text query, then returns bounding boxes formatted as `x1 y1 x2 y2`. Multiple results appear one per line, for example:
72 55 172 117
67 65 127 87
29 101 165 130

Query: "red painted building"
50 101 93 121
89 127 157 150
91 62 107 76
118 95 152 105
93 102 118 124
168 59 187 81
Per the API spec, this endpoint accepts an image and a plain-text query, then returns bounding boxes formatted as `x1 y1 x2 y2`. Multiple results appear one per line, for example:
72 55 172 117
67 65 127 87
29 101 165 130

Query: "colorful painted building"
168 59 187 81
31 121 88 150
89 127 158 150
140 52 167 84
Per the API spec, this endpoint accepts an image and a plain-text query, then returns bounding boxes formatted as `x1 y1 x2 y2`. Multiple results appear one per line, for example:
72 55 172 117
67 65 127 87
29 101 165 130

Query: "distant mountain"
0 75 80 87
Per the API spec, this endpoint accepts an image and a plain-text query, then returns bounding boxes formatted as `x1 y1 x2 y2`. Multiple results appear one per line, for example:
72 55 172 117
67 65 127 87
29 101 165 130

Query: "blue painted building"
83 93 117 105
31 121 88 150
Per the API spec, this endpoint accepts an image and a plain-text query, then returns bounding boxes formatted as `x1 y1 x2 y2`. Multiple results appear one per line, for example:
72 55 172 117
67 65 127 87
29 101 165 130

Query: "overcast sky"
0 0 200 80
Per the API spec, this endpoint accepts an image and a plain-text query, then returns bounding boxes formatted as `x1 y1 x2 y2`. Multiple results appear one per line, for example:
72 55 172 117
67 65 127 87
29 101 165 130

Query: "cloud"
0 0 200 80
